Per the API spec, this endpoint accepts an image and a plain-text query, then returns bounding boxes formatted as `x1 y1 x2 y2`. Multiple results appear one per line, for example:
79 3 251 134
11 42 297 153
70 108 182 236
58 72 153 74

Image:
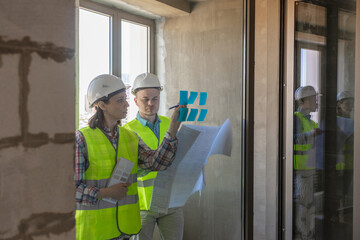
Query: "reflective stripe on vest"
294 112 318 170
137 178 156 188
76 126 141 240
124 115 170 210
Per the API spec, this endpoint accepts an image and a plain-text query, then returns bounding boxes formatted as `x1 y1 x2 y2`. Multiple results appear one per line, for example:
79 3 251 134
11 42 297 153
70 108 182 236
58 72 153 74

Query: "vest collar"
136 112 162 128
297 107 311 120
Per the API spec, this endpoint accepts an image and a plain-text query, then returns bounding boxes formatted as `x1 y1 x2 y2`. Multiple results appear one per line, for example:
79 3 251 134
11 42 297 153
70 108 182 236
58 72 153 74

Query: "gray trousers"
110 235 136 240
136 207 184 240
293 170 315 240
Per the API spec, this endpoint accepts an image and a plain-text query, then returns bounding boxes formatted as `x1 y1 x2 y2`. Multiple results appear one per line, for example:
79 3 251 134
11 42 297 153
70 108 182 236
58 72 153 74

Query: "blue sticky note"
179 91 188 105
188 92 198 105
178 108 189 122
199 92 207 105
197 109 208 122
186 109 198 121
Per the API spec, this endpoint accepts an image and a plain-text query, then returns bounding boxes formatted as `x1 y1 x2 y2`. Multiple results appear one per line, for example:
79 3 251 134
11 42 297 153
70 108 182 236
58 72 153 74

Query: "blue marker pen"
168 104 179 110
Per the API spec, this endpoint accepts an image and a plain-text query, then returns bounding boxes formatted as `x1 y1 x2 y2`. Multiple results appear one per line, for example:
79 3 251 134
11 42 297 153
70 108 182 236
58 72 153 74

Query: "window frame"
76 0 155 128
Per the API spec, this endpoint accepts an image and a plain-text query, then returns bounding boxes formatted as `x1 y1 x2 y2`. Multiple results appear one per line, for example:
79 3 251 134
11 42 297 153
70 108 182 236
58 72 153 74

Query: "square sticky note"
197 109 208 122
178 108 189 122
188 92 198 105
199 92 207 105
179 91 188 105
186 108 198 121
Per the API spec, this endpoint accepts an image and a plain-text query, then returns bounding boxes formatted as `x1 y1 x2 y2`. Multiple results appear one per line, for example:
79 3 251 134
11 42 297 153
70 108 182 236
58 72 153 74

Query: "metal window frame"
279 0 286 238
242 0 255 239
283 0 296 239
353 1 360 239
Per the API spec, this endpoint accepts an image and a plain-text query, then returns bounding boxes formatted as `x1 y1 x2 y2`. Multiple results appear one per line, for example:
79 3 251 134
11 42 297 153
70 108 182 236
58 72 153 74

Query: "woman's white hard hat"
131 72 163 95
87 74 126 108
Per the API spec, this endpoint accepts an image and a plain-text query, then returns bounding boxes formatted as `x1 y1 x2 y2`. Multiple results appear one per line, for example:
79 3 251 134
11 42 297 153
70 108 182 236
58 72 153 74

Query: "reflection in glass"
79 9 111 129
293 1 356 239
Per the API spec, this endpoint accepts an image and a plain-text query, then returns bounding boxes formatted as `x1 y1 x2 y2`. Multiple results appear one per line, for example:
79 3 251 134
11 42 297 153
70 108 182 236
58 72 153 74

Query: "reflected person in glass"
335 91 354 225
336 91 354 119
293 86 323 240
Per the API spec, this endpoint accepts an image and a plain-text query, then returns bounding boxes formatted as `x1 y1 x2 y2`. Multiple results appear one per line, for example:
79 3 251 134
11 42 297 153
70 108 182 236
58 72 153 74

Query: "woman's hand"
98 183 131 201
168 104 187 138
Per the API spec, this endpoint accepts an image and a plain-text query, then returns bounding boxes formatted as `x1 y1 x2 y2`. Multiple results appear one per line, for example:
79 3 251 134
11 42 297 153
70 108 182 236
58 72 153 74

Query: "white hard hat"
295 86 320 101
337 91 354 101
131 72 163 95
87 74 126 108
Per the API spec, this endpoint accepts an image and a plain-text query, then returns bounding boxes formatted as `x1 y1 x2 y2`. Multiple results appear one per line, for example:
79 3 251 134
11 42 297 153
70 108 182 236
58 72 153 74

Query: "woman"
75 74 183 240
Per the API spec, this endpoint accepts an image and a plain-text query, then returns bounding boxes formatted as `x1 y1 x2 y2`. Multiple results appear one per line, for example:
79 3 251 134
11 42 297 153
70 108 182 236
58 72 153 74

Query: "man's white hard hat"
337 91 354 101
295 85 321 101
131 72 163 95
87 74 126 108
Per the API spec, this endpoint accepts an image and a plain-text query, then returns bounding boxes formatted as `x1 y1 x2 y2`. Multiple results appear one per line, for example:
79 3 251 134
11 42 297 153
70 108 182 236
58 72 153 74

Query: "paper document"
149 125 200 213
150 119 233 210
103 157 134 204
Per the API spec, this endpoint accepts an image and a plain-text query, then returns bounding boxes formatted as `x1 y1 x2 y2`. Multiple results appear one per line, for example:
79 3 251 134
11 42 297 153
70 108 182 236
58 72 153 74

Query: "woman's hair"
88 89 125 129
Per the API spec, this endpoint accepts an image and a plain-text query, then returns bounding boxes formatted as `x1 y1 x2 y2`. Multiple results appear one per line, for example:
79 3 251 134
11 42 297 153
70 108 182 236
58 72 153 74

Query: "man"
124 73 184 240
336 90 354 171
335 91 354 225
293 85 322 240
336 91 354 119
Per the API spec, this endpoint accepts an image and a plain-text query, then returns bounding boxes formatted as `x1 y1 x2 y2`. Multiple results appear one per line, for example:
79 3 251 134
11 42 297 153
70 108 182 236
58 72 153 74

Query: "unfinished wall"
0 1 76 239
253 0 280 239
158 0 243 239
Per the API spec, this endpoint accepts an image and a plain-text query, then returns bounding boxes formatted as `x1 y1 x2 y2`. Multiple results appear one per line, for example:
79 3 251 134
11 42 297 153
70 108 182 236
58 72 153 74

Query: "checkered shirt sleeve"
75 130 99 206
138 134 178 171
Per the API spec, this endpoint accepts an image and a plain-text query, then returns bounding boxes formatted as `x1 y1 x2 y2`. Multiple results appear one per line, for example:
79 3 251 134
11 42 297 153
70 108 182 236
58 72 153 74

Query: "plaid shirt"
75 125 177 206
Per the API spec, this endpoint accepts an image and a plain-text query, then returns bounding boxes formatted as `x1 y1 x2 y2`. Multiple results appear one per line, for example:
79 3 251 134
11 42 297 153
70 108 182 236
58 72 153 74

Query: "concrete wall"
253 0 280 239
158 0 243 239
0 1 76 239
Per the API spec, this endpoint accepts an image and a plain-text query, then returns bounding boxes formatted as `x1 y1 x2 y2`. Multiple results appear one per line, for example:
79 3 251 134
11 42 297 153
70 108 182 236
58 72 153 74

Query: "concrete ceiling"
90 0 208 19
119 0 191 17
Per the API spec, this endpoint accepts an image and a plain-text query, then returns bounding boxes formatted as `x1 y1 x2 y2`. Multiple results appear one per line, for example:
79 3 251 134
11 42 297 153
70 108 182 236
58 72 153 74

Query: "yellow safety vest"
124 115 170 210
294 112 318 170
75 126 141 240
336 134 354 170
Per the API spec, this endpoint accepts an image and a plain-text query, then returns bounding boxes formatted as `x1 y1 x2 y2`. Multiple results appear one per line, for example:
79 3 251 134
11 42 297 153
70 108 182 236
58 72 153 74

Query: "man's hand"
98 183 131 201
168 104 187 138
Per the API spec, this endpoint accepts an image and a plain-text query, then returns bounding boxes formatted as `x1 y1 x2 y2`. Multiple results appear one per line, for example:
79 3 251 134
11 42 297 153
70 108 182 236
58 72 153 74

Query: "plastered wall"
158 0 243 239
0 1 76 239
254 0 280 239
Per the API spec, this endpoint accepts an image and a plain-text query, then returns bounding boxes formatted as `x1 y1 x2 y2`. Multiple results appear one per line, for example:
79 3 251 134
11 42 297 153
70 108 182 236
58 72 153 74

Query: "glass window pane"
78 8 111 129
293 2 356 239
121 20 149 124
